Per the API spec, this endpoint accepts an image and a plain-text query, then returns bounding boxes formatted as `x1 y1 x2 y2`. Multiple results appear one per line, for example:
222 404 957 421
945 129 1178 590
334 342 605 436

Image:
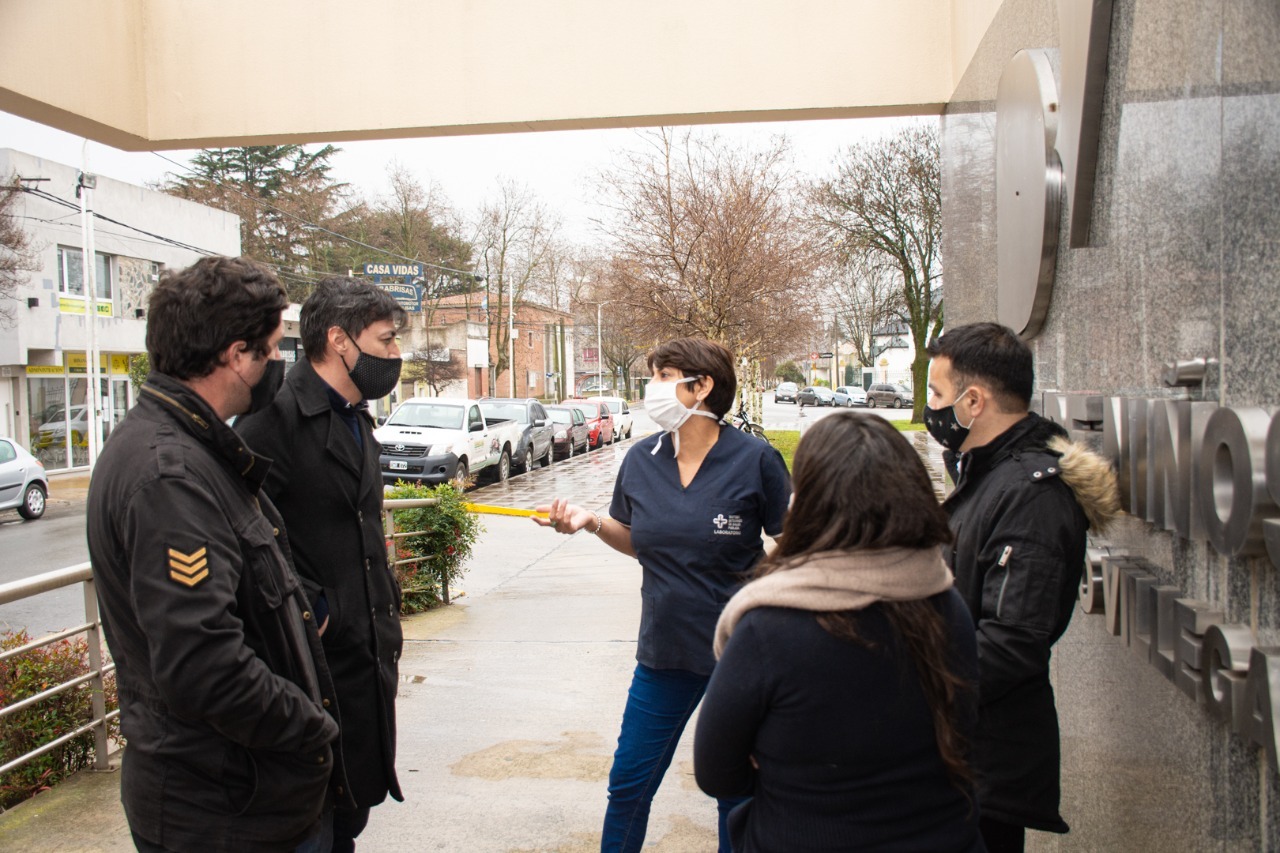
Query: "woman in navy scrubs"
535 338 791 853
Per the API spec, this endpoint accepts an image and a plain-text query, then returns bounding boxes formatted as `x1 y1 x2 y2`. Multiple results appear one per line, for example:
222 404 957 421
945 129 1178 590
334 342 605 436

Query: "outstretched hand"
532 498 595 535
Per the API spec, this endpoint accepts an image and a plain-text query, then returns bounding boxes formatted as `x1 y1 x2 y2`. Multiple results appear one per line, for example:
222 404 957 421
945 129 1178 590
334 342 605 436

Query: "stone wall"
942 0 1280 848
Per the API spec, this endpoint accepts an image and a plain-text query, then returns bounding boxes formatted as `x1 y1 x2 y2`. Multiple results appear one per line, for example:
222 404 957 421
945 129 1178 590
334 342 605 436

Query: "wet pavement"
0 423 952 852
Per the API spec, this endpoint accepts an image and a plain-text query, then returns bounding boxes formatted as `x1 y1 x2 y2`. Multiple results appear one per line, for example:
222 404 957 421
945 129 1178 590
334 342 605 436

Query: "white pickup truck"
374 397 523 485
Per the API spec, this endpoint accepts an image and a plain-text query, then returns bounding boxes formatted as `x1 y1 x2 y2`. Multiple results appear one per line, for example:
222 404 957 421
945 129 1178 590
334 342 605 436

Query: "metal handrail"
0 562 113 775
382 497 449 603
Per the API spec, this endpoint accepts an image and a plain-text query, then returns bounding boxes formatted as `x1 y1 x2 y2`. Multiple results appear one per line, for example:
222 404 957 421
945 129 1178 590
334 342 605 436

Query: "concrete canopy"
0 0 1002 150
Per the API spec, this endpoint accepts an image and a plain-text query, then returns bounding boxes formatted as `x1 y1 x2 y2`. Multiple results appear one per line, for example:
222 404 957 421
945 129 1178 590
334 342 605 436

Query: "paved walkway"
0 428 950 851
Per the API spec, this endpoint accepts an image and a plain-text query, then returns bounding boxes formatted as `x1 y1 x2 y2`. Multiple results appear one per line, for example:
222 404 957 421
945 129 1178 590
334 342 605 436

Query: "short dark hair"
925 322 1033 411
146 256 287 380
300 276 407 361
763 411 951 561
646 338 737 417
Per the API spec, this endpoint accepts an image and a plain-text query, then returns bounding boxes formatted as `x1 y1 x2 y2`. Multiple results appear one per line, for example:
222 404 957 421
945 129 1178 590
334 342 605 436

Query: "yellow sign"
25 365 65 375
63 353 133 374
111 355 129 374
58 297 113 317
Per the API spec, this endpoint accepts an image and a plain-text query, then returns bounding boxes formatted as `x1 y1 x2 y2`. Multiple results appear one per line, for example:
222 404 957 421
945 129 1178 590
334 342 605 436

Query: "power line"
151 151 480 280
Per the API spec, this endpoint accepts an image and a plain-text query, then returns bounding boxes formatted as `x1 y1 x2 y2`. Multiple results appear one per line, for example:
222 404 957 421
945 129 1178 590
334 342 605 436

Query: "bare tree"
0 175 38 325
829 246 907 369
471 181 558 393
810 124 943 421
595 129 820 377
402 349 466 396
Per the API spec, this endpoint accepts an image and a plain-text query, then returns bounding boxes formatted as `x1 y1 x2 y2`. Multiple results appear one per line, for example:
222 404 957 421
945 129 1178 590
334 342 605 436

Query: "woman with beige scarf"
694 412 986 852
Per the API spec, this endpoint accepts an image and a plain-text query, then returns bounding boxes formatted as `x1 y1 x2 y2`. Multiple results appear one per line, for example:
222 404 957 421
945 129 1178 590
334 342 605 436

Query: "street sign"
819 352 834 359
810 352 819 360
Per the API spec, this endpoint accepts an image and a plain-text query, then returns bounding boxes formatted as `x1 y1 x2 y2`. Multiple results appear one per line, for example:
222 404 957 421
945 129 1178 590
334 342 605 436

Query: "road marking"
465 503 549 519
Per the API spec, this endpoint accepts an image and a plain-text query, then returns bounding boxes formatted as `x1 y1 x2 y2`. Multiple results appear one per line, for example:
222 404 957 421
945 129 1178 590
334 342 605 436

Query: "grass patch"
766 419 926 470
764 430 800 470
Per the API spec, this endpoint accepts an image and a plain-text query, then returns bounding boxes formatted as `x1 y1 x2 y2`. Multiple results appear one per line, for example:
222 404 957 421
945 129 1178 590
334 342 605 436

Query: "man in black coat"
238 277 407 851
88 257 352 851
924 323 1119 853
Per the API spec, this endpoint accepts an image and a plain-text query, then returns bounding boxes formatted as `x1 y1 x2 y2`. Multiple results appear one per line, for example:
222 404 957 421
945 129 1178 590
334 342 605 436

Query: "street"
0 395 920 639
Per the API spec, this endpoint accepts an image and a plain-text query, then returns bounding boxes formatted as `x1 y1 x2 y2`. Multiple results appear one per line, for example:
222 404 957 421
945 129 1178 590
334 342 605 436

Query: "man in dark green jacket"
924 323 1119 853
238 277 406 851
88 257 351 852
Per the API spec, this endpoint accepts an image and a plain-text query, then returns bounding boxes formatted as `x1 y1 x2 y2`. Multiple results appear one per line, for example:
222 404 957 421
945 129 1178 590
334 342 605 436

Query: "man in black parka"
924 323 1119 853
238 277 406 850
88 257 353 852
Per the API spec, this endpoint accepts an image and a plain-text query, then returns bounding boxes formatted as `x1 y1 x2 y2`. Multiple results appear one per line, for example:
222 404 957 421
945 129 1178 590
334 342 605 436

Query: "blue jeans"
601 664 745 853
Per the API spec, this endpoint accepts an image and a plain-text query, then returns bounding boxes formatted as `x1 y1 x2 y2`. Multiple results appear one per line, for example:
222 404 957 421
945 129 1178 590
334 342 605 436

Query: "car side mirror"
470 422 485 432
376 416 388 426
535 418 549 427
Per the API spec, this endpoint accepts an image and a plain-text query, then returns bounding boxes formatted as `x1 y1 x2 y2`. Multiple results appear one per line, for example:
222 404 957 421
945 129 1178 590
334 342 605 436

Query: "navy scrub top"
610 424 792 676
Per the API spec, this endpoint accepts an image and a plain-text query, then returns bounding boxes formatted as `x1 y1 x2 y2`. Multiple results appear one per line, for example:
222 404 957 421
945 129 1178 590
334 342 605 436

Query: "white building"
868 321 917 388
0 149 240 470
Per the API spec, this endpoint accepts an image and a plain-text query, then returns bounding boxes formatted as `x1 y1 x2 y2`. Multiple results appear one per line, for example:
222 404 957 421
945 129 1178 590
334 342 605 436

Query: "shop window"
57 247 113 301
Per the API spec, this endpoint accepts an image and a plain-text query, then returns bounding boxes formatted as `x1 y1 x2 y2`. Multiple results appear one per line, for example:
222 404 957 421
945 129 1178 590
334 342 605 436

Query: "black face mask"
247 358 286 416
348 341 402 401
923 388 975 452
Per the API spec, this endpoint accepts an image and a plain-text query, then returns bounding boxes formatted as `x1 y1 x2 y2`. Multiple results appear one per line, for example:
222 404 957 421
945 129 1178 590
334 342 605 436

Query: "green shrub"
0 631 120 810
385 482 483 613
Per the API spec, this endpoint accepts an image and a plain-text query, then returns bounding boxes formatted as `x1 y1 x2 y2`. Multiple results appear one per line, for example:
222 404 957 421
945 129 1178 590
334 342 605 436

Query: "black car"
774 382 799 403
479 398 555 472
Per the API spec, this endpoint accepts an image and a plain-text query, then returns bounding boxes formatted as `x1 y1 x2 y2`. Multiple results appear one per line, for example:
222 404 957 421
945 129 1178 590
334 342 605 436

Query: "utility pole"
508 289 516 397
78 159 102 470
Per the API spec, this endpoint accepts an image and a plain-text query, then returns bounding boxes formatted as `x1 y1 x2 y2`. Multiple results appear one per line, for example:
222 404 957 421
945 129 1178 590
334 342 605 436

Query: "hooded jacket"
942 413 1119 833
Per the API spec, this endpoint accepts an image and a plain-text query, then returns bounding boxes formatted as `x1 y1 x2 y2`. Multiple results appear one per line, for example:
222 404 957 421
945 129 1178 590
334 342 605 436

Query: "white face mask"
644 376 719 457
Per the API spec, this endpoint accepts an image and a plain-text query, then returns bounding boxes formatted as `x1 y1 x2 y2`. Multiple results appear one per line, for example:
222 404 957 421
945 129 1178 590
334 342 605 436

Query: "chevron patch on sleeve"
168 546 210 588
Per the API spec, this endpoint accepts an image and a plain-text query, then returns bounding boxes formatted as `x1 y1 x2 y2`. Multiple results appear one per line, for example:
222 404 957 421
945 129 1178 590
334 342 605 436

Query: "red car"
562 398 616 449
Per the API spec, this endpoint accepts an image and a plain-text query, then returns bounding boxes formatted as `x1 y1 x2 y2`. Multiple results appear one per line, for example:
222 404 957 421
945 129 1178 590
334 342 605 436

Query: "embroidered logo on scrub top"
712 513 744 536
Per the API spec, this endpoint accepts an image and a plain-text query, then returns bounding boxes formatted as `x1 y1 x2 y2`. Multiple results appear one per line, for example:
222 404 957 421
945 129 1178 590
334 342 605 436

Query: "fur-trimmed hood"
1047 434 1122 534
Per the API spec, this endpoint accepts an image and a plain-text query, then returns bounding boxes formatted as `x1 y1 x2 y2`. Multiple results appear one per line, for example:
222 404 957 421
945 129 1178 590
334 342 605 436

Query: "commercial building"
0 148 239 470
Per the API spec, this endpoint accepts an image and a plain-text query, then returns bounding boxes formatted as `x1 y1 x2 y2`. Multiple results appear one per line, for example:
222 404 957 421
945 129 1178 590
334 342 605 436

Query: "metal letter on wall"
996 49 1063 341
1198 407 1276 557
1056 0 1114 247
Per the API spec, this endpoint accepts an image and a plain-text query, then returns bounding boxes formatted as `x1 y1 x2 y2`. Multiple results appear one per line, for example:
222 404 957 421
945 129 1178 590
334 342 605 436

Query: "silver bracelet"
590 512 604 535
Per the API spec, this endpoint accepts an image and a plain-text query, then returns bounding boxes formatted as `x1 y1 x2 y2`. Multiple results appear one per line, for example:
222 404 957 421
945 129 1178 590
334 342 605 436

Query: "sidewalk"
0 443 725 851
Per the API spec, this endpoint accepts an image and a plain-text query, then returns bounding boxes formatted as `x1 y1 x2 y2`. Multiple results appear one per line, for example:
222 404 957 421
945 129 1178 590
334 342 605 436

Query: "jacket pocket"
238 742 333 841
239 516 299 612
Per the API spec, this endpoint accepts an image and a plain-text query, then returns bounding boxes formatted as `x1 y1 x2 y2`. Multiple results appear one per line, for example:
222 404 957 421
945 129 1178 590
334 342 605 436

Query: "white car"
36 405 89 446
592 396 634 440
0 437 49 519
374 398 525 485
834 386 868 407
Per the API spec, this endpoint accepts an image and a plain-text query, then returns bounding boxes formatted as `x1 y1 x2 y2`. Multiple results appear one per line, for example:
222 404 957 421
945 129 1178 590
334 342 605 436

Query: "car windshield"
548 409 574 425
386 403 464 430
480 402 528 424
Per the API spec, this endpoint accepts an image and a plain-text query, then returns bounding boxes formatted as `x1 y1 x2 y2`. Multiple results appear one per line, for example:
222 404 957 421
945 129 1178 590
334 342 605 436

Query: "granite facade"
942 0 1280 848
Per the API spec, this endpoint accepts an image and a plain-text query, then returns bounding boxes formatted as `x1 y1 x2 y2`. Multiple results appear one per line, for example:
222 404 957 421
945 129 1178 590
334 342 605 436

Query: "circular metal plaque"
996 49 1063 340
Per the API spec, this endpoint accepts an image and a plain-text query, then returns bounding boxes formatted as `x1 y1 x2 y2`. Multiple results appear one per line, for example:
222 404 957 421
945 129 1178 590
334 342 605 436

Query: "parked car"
0 437 48 519
34 404 88 449
374 398 524 485
798 386 836 407
866 383 913 409
562 398 616 449
546 405 590 459
480 398 555 473
834 386 868 407
774 382 799 404
593 396 634 440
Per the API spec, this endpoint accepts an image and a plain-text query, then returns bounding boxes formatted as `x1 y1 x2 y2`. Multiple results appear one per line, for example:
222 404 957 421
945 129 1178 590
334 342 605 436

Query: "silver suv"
866 383 912 409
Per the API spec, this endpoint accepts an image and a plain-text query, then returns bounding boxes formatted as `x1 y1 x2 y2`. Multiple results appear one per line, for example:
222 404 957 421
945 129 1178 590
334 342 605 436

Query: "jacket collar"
286 357 373 483
947 412 1066 486
140 373 272 492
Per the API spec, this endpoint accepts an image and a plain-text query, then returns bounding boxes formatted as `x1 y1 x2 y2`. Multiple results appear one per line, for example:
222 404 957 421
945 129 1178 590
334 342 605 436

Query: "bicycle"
732 404 769 443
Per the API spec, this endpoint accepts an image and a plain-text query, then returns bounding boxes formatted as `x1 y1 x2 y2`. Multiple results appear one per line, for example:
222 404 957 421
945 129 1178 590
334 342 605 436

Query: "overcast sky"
1 109 932 245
